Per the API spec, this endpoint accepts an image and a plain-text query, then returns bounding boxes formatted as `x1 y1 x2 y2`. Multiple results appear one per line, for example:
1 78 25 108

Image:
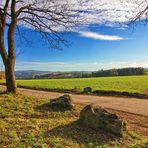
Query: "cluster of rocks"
49 94 126 136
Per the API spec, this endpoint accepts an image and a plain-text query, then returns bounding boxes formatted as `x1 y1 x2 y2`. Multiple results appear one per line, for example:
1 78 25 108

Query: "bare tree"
0 0 147 93
0 0 89 93
133 0 147 21
116 0 147 23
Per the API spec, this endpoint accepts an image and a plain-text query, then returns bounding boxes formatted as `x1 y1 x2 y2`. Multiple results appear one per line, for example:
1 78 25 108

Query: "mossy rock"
79 105 127 136
49 95 74 111
83 87 92 93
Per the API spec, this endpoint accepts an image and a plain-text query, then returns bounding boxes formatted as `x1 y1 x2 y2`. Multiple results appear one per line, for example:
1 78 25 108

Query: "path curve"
0 85 148 116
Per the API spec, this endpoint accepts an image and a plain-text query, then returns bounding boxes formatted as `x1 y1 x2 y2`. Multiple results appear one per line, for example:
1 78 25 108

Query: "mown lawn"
14 75 148 94
0 92 148 147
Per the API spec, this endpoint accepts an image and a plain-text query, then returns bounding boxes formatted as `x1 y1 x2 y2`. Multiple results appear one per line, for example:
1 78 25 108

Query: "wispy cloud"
15 58 148 71
79 31 125 41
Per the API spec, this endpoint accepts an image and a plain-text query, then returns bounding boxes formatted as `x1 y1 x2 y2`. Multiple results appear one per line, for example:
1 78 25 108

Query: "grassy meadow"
0 93 148 147
14 75 148 94
0 75 148 147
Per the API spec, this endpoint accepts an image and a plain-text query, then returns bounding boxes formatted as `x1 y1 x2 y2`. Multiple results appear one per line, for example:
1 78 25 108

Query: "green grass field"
15 75 148 94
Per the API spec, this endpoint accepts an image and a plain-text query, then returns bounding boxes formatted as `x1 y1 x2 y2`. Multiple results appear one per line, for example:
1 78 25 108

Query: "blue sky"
10 23 148 71
0 0 148 71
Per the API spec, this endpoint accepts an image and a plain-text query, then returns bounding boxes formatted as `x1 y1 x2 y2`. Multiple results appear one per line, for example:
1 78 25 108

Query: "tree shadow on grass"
35 103 122 146
35 102 74 113
35 102 51 113
0 91 8 95
34 103 54 113
46 120 121 147
33 103 75 119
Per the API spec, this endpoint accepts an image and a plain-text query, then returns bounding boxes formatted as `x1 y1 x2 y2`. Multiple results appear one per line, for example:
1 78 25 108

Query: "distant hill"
15 67 148 79
15 70 92 79
15 70 50 79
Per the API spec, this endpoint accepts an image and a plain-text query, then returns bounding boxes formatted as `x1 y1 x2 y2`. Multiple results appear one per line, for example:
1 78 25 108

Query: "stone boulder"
49 95 74 111
79 105 126 136
83 87 92 93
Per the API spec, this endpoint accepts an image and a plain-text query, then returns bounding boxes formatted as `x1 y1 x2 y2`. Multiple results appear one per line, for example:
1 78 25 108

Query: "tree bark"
0 27 17 93
0 0 17 93
4 0 17 93
5 58 17 93
6 22 17 93
0 29 7 65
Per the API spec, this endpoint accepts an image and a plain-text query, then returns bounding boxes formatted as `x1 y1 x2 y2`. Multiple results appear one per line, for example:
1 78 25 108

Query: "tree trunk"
5 58 17 93
6 8 17 93
0 0 17 93
0 29 16 93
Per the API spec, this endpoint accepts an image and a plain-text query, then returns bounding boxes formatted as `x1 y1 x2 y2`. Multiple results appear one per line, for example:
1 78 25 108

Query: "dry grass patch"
0 93 147 147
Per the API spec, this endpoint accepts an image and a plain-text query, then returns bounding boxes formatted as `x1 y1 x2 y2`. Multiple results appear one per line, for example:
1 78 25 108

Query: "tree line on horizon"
91 67 145 78
33 67 146 79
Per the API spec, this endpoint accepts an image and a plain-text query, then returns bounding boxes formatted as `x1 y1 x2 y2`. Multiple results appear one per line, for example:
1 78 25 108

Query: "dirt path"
0 85 148 117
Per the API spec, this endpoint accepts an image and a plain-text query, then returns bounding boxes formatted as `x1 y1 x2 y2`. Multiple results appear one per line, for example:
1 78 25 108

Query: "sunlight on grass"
14 75 148 94
0 93 147 147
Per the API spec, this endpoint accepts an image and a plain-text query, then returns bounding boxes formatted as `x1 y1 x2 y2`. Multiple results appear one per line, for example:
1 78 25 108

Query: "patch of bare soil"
144 89 148 94
108 109 148 136
0 85 147 136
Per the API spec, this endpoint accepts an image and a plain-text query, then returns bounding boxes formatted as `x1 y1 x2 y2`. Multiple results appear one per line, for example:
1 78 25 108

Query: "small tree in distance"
0 0 91 93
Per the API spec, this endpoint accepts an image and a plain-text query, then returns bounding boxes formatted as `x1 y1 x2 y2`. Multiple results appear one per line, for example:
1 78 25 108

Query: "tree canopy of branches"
132 0 148 22
0 0 89 93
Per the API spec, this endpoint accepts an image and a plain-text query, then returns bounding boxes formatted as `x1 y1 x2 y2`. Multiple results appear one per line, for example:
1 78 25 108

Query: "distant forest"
91 67 145 77
34 67 146 79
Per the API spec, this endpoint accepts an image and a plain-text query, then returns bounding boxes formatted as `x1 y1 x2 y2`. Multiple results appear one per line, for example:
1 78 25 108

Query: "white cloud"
1 0 147 31
15 58 148 71
79 31 124 41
